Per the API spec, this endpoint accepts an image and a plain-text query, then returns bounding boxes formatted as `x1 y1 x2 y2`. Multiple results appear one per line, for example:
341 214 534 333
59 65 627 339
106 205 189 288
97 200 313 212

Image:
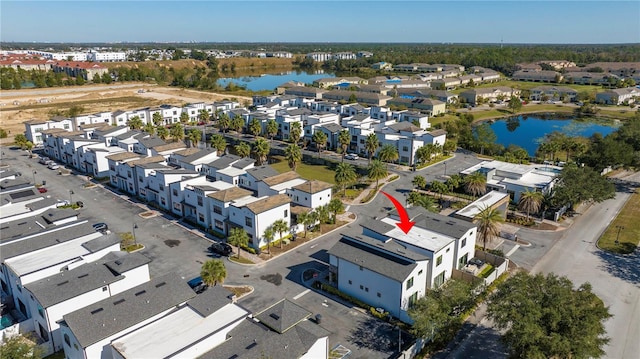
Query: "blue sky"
1 1 639 43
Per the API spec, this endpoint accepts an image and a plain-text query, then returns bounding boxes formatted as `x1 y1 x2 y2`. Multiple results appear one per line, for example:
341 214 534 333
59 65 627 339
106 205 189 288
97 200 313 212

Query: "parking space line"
293 289 311 300
506 244 520 257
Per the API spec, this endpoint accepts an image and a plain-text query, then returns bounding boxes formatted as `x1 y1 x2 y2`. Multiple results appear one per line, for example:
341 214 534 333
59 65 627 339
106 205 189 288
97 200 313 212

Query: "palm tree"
234 142 251 158
378 144 399 167
266 119 278 141
170 123 185 142
199 109 210 124
248 118 261 138
252 138 270 165
290 122 302 145
285 144 302 171
156 126 169 141
272 219 289 249
412 175 427 190
338 129 350 161
407 192 438 212
152 112 164 126
143 122 155 135
228 227 249 259
518 189 544 220
475 205 504 251
464 171 486 198
200 259 226 287
368 159 387 189
296 211 311 237
335 162 357 196
218 113 231 133
307 211 319 232
187 129 202 148
328 198 344 224
429 180 449 201
179 111 189 123
231 117 244 133
263 226 275 255
210 134 227 155
127 115 143 130
364 133 379 163
315 205 330 225
313 131 328 154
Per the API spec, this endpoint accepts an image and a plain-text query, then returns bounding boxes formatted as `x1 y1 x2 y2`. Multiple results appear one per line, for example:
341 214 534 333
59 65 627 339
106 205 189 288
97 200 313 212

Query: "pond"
217 70 335 91
488 115 620 155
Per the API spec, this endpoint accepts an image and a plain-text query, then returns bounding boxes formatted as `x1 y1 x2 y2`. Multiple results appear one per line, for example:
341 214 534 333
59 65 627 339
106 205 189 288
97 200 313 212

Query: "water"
488 115 620 155
216 70 335 91
0 314 16 329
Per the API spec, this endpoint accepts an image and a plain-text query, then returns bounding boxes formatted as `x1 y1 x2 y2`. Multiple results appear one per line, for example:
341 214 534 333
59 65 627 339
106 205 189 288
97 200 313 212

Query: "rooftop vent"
78 274 89 279
135 290 146 296
57 280 69 286
155 282 166 288
114 299 125 305
269 313 280 320
91 308 104 315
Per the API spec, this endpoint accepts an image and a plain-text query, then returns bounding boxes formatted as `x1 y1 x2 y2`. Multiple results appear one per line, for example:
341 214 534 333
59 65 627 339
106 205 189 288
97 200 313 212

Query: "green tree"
217 113 231 132
66 105 85 118
143 122 155 135
296 211 312 237
335 162 357 196
409 279 477 347
228 227 249 259
488 272 611 359
199 109 210 123
263 225 275 255
127 115 143 130
230 117 245 133
407 192 438 212
367 159 387 188
200 259 226 286
337 129 350 155
315 204 330 224
209 134 227 155
445 174 463 192
508 95 523 114
152 112 164 126
156 126 169 140
328 198 344 224
475 205 504 250
248 118 262 138
464 171 487 198
290 122 302 144
272 219 289 249
180 111 190 123
518 189 544 220
14 133 28 148
101 72 112 84
312 130 328 154
378 143 399 167
252 138 270 165
416 144 435 164
412 175 427 189
552 164 615 208
170 123 185 142
429 180 449 201
0 333 44 359
266 119 278 141
364 133 379 163
473 123 497 155
234 141 250 158
75 75 85 85
187 129 202 148
0 128 8 139
285 144 302 171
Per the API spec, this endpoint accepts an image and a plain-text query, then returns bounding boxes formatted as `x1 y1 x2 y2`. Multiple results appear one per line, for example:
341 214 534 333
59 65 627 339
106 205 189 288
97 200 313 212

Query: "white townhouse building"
317 122 344 150
208 187 254 236
142 167 200 211
328 233 430 323
170 148 219 173
59 273 196 359
306 52 332 62
87 51 127 62
275 108 311 141
24 117 74 145
460 160 561 202
596 86 640 105
257 172 307 198
202 155 244 183
289 180 333 209
181 181 234 229
23 252 151 355
459 87 521 106
530 86 579 102
212 157 255 186
88 125 130 147
239 165 281 193
302 113 341 144
169 176 217 218
132 136 167 157
106 152 144 193
229 194 292 250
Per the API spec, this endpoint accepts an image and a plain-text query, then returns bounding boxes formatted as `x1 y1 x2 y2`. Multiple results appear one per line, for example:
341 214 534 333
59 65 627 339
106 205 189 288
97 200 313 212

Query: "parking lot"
2 147 405 358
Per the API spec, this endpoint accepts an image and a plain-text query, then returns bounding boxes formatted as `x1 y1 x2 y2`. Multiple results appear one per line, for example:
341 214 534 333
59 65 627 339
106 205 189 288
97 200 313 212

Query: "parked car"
75 201 84 208
38 157 51 165
208 242 233 257
47 163 60 170
469 258 485 267
345 153 359 160
92 222 108 233
187 276 208 294
37 187 48 193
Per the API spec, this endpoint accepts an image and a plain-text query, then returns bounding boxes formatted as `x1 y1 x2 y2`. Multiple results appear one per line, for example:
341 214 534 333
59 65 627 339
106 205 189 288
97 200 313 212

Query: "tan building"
459 87 521 105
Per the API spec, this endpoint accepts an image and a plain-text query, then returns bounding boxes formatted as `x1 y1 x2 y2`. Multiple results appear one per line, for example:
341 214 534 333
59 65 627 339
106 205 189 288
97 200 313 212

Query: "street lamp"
615 225 624 245
69 190 74 204
133 223 139 246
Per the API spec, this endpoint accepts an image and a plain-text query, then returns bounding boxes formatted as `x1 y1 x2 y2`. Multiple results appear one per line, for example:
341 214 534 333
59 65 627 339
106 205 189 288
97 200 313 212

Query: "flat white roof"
502 170 557 189
0 198 44 219
231 195 261 207
455 191 510 219
111 303 248 358
5 240 90 277
380 217 455 252
217 166 246 178
208 181 235 191
271 178 307 192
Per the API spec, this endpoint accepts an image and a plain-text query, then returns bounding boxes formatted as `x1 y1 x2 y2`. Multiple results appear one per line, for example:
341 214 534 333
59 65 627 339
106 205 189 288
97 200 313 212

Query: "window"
102 286 108 291
245 217 252 227
64 334 71 347
127 171 132 178
461 238 467 248
434 271 446 288
446 247 450 252
418 270 423 275
160 198 166 206
213 205 222 214
359 285 364 290
408 292 418 308
198 213 205 222
365 287 369 292
348 280 352 285
377 292 381 298
436 255 443 266
197 196 203 206
458 254 468 269
173 189 178 196
406 277 414 290
38 306 45 318
359 266 363 271
215 220 223 230
284 209 288 218
38 323 49 342
159 184 164 190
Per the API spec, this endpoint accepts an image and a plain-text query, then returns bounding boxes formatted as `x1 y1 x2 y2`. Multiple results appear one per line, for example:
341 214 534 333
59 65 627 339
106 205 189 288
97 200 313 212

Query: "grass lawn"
271 156 336 184
451 80 603 94
598 188 640 254
229 256 254 264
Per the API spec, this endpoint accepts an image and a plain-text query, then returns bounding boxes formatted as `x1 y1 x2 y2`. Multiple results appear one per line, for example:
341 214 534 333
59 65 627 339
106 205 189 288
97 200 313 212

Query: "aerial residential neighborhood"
1 2 639 359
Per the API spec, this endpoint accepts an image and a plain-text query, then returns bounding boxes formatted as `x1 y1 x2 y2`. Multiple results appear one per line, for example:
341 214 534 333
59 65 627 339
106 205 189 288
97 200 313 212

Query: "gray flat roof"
328 235 425 282
186 285 234 317
0 211 80 245
245 165 279 181
207 154 240 169
390 207 476 239
63 273 196 348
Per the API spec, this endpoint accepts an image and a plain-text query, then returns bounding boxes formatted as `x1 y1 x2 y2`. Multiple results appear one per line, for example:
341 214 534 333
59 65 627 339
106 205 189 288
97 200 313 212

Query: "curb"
346 175 400 206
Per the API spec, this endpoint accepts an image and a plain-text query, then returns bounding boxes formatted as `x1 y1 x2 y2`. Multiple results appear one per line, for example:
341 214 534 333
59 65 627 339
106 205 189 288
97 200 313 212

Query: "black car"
208 242 233 257
92 222 108 233
187 276 208 294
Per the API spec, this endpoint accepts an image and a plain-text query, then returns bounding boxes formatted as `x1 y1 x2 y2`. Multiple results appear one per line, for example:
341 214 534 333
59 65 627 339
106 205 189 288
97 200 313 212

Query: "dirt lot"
0 84 251 144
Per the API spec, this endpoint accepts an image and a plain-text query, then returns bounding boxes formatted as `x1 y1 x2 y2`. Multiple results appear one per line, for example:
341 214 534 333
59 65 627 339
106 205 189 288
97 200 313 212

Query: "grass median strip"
598 188 640 254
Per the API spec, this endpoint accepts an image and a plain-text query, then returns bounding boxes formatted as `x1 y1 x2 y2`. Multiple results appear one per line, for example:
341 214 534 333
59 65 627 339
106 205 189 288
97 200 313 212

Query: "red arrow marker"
380 191 415 234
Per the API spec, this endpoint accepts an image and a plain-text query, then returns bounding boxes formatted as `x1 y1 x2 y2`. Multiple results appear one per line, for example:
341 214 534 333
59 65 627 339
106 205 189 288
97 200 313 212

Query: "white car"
345 154 359 160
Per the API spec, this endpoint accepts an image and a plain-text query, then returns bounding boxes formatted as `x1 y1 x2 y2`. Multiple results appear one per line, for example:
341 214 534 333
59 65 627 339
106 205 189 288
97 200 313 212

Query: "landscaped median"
597 187 640 254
